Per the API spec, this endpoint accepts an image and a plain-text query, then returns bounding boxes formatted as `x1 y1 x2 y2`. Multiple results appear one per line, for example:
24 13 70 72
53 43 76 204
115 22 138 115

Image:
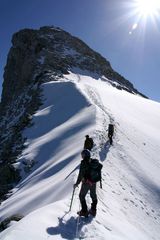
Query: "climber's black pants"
79 182 97 211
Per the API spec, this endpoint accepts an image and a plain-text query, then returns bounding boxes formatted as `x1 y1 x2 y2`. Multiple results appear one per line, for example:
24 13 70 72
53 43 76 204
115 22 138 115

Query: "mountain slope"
0 73 160 240
0 26 147 200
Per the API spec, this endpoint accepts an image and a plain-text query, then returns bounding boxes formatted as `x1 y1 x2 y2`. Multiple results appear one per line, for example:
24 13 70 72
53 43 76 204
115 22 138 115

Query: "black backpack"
88 159 103 183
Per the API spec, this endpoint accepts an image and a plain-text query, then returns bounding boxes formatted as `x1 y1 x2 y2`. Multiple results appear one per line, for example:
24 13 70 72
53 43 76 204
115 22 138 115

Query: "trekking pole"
69 186 76 211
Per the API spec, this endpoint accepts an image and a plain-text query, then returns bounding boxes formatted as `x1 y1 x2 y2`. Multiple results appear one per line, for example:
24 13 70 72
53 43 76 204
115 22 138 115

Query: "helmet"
85 135 89 138
81 149 91 159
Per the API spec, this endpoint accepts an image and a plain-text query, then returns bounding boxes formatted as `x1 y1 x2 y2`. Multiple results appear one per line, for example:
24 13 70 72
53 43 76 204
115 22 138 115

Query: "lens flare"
132 23 138 29
127 0 160 36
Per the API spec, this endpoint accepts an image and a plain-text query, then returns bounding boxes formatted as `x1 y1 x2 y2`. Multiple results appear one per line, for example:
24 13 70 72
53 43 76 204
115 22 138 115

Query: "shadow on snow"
46 212 93 239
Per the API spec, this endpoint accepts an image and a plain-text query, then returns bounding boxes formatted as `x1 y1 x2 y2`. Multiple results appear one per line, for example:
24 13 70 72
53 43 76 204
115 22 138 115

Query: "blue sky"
0 0 160 102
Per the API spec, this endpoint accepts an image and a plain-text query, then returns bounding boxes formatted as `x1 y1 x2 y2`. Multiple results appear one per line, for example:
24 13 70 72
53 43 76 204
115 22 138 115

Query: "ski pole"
69 186 76 211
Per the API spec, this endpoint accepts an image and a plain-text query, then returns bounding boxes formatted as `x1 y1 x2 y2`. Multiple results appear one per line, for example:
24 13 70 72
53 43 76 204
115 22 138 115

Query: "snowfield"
0 72 160 240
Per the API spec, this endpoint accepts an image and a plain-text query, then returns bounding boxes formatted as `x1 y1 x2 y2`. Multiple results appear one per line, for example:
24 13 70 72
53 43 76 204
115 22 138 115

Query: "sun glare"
135 0 160 17
126 0 160 35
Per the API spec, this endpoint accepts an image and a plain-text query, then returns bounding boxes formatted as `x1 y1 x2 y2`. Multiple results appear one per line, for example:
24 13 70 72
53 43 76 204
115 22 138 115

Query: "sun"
113 0 160 35
134 0 160 17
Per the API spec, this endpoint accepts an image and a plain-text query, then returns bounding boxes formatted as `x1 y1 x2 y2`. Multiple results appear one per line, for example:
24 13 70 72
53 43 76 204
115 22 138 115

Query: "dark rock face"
0 26 147 200
0 214 23 231
0 83 42 200
1 26 147 107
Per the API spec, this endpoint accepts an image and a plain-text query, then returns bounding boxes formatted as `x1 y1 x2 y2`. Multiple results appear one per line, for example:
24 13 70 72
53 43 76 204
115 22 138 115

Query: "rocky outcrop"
0 214 23 232
0 82 42 199
1 26 147 108
0 26 147 200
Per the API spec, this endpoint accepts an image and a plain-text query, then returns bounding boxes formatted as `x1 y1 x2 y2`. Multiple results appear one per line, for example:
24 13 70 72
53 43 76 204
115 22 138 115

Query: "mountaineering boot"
89 208 96 217
89 200 97 216
77 210 89 218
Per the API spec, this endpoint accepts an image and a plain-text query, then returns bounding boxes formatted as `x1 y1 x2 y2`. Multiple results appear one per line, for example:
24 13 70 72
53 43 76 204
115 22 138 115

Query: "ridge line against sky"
0 0 160 102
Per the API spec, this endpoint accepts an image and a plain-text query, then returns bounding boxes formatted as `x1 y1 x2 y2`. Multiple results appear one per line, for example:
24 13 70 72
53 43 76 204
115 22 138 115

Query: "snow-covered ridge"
0 73 160 239
0 26 147 202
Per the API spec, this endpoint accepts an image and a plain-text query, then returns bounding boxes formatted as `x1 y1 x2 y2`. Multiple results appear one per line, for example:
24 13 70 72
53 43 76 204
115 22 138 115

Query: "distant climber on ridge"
84 135 94 151
108 124 114 145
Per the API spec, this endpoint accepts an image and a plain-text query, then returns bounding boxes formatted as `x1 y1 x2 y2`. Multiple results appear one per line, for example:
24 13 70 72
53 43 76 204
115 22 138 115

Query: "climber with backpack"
84 135 94 151
74 149 103 217
108 124 114 145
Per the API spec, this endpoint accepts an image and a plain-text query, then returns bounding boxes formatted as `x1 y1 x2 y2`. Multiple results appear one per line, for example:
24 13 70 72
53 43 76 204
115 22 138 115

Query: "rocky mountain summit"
0 26 147 200
1 26 146 106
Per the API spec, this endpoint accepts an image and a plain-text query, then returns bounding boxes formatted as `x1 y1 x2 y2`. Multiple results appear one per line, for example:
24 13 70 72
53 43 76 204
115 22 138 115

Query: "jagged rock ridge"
1 26 147 106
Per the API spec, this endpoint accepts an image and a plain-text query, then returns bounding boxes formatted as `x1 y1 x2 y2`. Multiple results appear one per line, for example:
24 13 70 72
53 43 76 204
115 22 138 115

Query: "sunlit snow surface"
0 72 160 240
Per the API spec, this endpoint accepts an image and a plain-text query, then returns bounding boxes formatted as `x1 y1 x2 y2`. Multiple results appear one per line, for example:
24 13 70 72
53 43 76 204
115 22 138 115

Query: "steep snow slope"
0 73 160 240
0 81 96 217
